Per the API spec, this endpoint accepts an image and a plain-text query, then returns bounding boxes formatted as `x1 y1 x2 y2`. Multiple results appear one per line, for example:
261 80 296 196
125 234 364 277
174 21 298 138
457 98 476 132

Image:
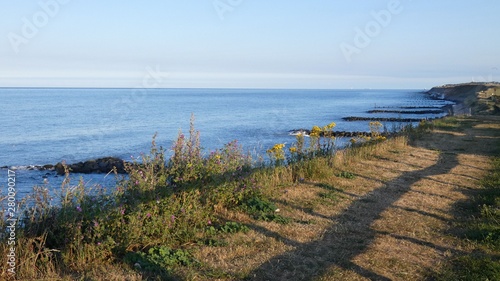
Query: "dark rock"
55 162 66 175
342 116 428 122
54 157 126 175
82 160 98 174
289 129 385 138
367 109 444 114
42 164 54 170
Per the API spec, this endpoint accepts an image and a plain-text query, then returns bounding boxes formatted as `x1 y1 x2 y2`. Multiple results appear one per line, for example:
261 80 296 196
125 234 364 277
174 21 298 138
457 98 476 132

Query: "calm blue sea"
0 88 451 197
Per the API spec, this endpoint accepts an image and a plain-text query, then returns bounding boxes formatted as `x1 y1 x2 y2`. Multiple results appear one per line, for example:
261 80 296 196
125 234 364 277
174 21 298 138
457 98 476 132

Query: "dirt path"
239 116 500 280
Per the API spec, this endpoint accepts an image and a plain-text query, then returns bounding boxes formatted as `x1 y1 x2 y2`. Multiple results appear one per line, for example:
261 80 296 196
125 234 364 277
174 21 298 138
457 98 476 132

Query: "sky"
0 0 499 89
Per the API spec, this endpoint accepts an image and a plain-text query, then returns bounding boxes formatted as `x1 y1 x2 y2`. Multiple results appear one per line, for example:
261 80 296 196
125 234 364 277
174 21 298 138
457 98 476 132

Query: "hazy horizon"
2 0 499 89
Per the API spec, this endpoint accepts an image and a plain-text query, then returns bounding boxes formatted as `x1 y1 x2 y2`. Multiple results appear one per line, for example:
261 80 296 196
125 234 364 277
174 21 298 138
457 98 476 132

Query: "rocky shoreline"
342 116 433 122
1 157 128 175
289 129 391 138
7 83 496 176
366 109 445 114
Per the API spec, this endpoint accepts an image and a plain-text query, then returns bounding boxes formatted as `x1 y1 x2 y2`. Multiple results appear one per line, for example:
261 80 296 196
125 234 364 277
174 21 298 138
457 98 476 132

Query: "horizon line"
0 86 429 91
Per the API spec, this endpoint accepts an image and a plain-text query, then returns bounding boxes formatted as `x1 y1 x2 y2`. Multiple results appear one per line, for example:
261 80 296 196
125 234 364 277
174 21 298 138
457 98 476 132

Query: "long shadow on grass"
246 148 459 280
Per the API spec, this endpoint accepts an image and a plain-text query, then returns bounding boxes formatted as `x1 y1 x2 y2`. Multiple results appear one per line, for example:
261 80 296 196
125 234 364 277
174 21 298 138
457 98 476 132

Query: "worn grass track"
192 116 500 280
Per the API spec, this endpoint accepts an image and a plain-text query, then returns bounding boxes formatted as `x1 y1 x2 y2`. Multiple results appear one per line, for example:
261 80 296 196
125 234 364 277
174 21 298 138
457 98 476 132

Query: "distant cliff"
427 82 500 115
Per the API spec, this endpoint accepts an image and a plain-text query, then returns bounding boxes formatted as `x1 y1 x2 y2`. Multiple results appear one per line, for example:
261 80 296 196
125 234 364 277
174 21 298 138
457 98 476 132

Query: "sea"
0 88 453 198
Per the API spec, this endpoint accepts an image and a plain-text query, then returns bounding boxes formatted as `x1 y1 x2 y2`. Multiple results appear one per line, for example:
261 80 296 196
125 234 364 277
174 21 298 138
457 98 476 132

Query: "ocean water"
0 88 451 197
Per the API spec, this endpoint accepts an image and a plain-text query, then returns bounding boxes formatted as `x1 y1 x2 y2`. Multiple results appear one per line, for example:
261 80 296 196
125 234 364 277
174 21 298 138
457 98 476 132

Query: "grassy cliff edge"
427 82 500 115
1 102 500 280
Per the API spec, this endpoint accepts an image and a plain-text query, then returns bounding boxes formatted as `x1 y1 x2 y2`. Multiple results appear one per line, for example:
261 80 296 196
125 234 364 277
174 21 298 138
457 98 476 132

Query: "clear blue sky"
1 0 499 89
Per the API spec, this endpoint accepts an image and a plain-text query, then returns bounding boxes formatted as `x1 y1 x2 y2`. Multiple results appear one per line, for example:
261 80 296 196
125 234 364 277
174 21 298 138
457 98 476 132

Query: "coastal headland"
427 81 500 115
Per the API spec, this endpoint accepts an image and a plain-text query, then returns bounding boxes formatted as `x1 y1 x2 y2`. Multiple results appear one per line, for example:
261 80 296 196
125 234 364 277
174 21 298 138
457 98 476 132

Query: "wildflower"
369 121 383 137
146 213 151 218
76 206 82 212
170 215 176 223
326 122 336 130
310 125 322 137
207 219 212 225
97 242 101 246
267 143 286 161
289 147 298 153
93 220 99 227
120 207 125 215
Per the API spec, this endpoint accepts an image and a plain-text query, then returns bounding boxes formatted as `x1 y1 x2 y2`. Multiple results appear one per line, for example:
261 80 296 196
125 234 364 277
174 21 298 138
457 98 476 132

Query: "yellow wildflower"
326 122 336 130
310 125 322 137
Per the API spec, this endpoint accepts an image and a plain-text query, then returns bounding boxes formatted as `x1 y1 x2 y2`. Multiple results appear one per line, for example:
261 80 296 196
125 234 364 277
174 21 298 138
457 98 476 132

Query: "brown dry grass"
190 116 500 281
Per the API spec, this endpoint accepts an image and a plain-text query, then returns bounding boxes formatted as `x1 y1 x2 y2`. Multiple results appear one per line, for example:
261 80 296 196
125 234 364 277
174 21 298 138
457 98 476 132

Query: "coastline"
427 82 500 115
1 82 500 279
3 83 495 176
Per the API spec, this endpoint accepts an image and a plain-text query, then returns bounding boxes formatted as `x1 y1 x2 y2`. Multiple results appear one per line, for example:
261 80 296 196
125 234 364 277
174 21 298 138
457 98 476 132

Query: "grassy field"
1 116 499 280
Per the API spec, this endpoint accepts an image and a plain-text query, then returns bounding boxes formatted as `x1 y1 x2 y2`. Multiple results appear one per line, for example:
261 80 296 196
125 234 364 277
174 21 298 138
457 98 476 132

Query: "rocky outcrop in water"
54 157 126 175
342 116 430 122
367 109 444 114
289 129 389 138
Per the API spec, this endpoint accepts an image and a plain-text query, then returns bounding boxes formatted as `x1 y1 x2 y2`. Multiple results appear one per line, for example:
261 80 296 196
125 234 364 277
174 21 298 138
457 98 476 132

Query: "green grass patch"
433 158 500 280
124 246 195 276
435 256 500 281
432 116 478 132
319 191 338 201
336 171 356 179
241 197 291 224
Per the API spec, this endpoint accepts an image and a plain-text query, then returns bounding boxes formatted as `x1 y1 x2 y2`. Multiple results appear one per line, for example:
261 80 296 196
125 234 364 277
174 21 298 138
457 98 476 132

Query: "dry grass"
190 116 500 280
